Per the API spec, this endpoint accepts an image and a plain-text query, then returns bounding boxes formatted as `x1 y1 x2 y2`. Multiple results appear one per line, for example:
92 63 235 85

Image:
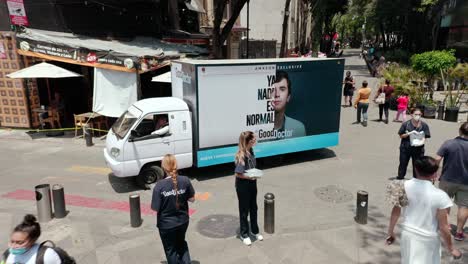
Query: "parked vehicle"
104 58 345 186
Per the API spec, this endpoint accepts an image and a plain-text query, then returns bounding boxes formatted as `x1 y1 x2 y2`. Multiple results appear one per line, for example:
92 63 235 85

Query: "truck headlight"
110 147 120 158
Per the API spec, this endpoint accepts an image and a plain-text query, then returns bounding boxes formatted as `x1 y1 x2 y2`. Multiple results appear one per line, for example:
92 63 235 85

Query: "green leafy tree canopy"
410 50 457 76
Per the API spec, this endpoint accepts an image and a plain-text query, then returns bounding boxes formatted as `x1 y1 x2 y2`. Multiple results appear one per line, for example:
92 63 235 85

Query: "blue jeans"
357 102 369 122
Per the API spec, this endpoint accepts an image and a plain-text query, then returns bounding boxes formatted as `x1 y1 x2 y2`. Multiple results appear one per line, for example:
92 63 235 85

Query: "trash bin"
35 184 53 222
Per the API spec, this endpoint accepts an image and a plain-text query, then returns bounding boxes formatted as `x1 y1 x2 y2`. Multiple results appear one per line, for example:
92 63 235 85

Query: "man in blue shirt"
435 122 468 241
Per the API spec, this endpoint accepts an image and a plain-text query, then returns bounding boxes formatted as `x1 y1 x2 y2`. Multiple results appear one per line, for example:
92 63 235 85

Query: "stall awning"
15 28 208 73
185 0 205 13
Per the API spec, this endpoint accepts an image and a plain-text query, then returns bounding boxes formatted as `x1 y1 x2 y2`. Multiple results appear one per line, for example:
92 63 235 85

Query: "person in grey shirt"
435 122 468 241
272 71 306 138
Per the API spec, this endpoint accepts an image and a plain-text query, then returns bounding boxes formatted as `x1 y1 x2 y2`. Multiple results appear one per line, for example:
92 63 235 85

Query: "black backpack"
2 240 75 264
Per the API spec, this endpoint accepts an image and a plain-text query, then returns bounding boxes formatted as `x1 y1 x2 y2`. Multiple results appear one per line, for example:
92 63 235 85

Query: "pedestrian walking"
342 71 355 107
353 80 371 127
151 154 195 264
394 93 410 122
374 79 394 123
386 156 462 263
1 214 62 264
397 108 431 180
435 122 468 241
235 131 263 246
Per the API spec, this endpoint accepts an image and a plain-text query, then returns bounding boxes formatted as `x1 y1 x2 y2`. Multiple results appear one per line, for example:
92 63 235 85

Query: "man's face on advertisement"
272 78 290 112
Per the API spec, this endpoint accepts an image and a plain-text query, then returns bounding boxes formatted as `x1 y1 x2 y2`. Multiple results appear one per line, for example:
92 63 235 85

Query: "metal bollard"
84 124 93 147
52 184 66 218
355 191 368 225
437 103 444 120
35 184 53 222
264 193 275 234
129 194 142 228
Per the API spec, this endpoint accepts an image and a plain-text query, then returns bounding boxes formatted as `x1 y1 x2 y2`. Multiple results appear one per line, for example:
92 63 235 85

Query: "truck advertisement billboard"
195 59 344 167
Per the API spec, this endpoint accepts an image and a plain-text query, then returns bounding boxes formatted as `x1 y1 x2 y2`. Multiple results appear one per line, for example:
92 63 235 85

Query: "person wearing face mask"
1 214 61 264
397 108 431 180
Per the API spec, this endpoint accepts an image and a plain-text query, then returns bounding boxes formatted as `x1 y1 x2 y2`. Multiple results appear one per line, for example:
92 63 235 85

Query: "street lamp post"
246 0 250 59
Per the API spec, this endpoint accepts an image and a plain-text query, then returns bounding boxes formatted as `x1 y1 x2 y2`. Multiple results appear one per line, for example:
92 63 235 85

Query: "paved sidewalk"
0 50 466 264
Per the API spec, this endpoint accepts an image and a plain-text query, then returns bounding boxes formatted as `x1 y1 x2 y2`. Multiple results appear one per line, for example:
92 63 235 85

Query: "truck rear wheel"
137 165 164 189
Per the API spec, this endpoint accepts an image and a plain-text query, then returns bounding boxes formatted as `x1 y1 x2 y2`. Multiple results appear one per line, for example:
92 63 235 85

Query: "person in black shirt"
235 131 263 246
342 71 355 107
397 108 431 180
151 154 195 264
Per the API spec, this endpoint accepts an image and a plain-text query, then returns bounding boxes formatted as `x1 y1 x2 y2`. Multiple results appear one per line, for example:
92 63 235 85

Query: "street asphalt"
0 49 466 264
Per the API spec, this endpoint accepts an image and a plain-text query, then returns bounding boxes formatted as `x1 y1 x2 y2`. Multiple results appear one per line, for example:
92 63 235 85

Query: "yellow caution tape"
0 127 109 133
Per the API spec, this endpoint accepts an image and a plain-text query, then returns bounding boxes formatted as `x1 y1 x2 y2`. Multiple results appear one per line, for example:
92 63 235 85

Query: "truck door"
124 113 175 168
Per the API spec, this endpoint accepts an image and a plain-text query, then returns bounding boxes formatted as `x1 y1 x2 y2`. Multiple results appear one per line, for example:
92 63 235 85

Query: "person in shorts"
435 122 468 241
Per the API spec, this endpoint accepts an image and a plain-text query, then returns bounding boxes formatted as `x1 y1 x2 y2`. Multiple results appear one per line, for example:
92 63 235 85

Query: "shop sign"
86 52 97 63
6 0 29 26
18 40 77 59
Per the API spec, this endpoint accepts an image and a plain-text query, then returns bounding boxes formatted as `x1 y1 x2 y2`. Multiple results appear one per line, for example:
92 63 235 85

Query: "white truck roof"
133 97 188 113
175 57 343 65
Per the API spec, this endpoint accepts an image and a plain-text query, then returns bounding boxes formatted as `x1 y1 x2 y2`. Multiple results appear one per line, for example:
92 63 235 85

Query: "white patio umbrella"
6 62 82 78
151 71 171 83
7 62 82 102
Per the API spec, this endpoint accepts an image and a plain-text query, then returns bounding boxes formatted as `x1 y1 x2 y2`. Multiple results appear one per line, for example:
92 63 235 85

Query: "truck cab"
104 97 193 187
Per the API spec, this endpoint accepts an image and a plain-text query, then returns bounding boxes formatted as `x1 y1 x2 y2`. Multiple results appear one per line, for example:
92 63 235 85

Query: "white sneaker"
254 234 264 241
241 237 252 246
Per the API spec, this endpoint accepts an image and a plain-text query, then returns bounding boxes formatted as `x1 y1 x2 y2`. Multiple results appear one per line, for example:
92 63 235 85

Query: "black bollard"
129 194 142 228
355 191 368 224
35 184 53 222
52 184 66 218
84 124 93 147
264 193 275 234
437 103 444 120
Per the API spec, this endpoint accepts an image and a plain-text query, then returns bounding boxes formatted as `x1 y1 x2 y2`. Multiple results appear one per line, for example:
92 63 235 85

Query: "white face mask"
413 115 421 121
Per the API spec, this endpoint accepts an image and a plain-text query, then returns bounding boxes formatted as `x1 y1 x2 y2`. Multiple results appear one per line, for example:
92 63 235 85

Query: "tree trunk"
168 0 180 30
380 22 387 51
211 0 248 59
280 0 292 58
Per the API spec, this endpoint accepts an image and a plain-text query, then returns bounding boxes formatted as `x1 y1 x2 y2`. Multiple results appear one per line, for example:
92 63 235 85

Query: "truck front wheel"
137 165 164 189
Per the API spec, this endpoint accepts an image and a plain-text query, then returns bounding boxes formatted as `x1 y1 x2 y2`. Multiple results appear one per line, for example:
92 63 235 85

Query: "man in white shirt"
386 156 461 263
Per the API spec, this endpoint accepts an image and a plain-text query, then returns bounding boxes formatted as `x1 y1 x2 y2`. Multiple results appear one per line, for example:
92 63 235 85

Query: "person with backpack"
151 154 196 264
1 214 69 264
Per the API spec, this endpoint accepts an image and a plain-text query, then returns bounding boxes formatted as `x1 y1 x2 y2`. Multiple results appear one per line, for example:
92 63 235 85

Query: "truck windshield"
112 111 138 139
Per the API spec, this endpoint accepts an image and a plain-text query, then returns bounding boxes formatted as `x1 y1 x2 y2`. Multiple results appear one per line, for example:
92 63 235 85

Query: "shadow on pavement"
108 173 143 193
349 204 401 264
191 148 336 181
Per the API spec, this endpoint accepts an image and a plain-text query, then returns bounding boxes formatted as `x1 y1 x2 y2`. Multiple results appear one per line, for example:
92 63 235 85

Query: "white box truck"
104 58 345 186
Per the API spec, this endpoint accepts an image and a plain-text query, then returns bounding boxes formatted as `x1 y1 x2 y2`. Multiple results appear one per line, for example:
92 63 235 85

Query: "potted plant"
422 98 437 118
441 63 467 122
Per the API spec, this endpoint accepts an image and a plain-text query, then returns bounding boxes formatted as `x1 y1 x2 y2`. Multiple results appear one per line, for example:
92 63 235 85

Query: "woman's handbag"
375 87 386 104
245 158 263 178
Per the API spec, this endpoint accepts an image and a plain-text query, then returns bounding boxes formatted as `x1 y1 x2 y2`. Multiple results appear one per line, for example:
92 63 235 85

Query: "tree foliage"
411 50 457 77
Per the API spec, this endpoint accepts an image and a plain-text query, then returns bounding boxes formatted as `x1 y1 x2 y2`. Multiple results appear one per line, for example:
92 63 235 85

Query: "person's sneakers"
254 233 264 241
241 236 252 246
363 121 368 127
454 232 465 241
384 119 389 124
